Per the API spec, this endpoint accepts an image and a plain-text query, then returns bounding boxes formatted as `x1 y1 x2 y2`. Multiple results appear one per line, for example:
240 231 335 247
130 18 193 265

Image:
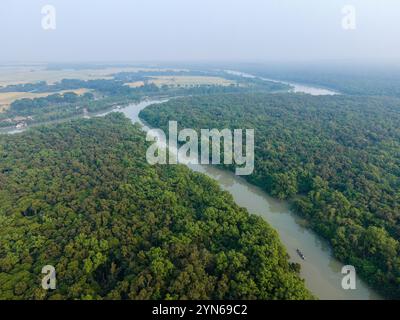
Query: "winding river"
118 100 381 300
225 70 339 96
0 78 381 300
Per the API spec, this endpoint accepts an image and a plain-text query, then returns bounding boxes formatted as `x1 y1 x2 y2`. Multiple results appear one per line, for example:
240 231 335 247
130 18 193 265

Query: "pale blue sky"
0 0 399 63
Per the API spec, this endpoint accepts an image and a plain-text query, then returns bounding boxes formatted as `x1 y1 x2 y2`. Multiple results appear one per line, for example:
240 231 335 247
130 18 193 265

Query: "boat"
15 122 27 129
296 248 306 260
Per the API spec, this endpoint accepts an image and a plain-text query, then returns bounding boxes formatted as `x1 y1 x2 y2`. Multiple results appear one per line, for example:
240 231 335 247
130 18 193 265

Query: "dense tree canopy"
0 113 312 300
140 93 400 299
235 64 400 97
0 71 288 128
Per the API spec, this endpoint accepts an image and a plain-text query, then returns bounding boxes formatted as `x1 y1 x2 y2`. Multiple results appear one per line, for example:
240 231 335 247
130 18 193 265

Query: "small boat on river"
297 248 306 260
15 122 27 129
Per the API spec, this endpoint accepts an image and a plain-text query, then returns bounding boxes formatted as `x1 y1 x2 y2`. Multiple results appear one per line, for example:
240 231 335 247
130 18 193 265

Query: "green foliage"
140 93 400 299
238 64 400 97
0 113 312 300
0 70 290 129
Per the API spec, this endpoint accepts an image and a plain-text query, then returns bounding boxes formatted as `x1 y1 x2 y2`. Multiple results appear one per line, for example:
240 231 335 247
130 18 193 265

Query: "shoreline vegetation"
1 65 399 300
140 93 400 299
0 69 290 129
0 113 313 300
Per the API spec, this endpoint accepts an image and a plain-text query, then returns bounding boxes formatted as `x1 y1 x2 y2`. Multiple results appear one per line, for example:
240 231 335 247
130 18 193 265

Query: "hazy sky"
0 0 399 63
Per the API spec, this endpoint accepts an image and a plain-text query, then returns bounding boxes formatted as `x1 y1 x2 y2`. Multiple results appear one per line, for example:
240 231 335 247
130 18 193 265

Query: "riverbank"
224 70 339 96
0 97 382 299
0 81 382 299
119 99 382 300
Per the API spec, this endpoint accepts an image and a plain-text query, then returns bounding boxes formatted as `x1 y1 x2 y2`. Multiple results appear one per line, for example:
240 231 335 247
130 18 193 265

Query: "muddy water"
1 97 381 300
122 100 381 300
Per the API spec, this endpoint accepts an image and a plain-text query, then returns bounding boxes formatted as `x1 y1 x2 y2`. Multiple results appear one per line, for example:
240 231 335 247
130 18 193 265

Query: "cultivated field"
0 65 188 87
0 89 90 112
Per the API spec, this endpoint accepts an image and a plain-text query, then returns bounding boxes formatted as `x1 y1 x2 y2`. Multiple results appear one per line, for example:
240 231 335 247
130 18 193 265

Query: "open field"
0 89 90 112
0 65 188 87
126 76 236 88
126 81 146 88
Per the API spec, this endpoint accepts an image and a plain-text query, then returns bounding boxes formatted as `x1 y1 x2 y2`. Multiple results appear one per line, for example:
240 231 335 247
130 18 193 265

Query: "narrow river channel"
119 99 382 300
0 79 381 299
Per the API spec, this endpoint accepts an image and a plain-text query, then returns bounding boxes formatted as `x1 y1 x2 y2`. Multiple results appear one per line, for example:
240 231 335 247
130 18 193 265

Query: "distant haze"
0 0 399 64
